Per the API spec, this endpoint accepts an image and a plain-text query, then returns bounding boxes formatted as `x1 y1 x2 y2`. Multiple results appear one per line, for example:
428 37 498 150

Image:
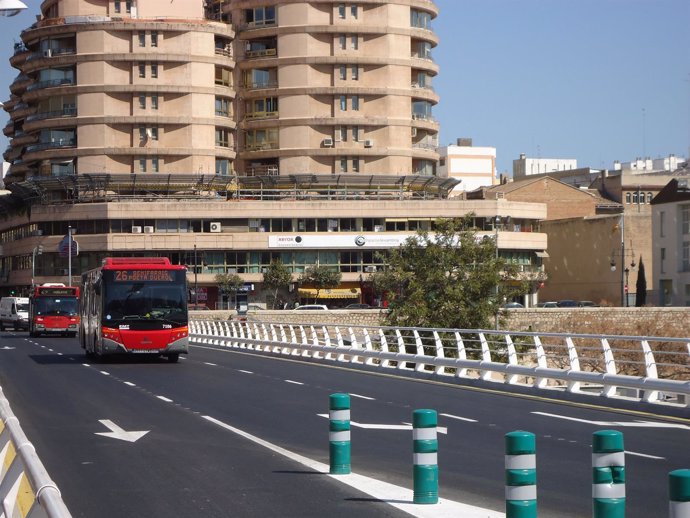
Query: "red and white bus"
29 284 80 337
80 257 188 362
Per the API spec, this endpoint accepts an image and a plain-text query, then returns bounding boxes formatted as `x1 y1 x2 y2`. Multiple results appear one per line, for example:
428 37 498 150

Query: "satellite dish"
0 0 27 17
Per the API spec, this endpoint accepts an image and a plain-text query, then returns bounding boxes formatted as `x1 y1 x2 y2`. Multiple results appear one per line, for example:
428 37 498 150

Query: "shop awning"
298 287 361 299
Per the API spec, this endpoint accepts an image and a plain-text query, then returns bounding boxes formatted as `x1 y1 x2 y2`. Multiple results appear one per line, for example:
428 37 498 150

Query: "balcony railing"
243 81 278 90
214 47 233 58
244 142 278 152
25 107 77 122
245 165 279 176
27 48 76 61
26 78 74 92
25 139 76 153
245 48 277 59
244 110 278 120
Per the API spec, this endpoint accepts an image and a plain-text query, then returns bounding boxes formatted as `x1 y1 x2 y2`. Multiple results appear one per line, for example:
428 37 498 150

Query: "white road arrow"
95 419 149 442
317 414 448 434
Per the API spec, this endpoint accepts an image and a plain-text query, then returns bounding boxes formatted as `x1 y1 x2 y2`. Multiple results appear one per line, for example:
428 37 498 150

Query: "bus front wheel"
166 353 179 363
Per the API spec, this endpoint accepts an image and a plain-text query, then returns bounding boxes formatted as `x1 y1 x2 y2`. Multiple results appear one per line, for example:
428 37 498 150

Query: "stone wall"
191 307 690 338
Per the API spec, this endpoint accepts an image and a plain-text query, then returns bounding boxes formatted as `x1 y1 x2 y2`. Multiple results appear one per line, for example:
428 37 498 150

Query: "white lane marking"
532 411 690 431
440 413 478 423
100 371 110 376
95 419 149 443
349 393 375 400
238 370 253 374
285 380 304 385
57 352 63 356
317 415 448 434
626 450 666 460
204 362 217 366
156 396 173 403
202 415 498 518
82 363 91 367
124 382 136 387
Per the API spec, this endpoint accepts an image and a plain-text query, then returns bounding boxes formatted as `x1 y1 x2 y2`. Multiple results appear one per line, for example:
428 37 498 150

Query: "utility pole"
194 244 198 306
68 225 72 287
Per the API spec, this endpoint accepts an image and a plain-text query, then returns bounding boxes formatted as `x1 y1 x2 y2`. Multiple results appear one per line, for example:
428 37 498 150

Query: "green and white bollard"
592 430 625 518
413 409 439 504
329 393 351 475
505 431 537 518
670 469 690 518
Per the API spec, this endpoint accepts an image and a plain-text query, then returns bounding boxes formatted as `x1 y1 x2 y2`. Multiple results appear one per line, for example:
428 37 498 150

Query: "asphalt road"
0 330 688 518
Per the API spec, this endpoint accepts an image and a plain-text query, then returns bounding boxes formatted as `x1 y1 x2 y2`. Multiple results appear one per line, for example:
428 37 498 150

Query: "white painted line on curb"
156 396 173 403
202 415 502 518
239 370 253 374
124 382 136 387
317 415 448 434
285 380 304 385
204 362 217 366
626 450 666 460
100 371 110 376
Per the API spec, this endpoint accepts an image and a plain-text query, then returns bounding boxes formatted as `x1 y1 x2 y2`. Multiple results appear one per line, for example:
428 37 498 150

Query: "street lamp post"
0 0 27 17
31 244 43 287
610 214 636 307
194 244 198 306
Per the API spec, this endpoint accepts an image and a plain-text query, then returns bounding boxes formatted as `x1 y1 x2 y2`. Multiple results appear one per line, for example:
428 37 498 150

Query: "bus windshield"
33 297 77 316
103 278 187 326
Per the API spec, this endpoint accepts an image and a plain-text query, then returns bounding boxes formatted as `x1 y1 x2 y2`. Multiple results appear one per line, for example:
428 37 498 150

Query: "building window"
352 125 360 141
351 5 358 19
216 97 231 117
216 158 230 176
340 95 347 111
138 63 146 78
351 95 360 110
632 191 638 204
139 127 146 141
660 247 666 274
339 157 348 173
660 211 665 237
138 32 145 47
339 65 347 80
339 126 347 142
351 35 358 49
351 65 358 80
352 157 360 172
339 35 346 50
338 4 345 19
625 192 631 204
151 31 158 47
151 63 158 78
215 128 230 148
683 242 690 272
125 1 131 14
215 67 232 86
151 95 158 110
682 205 690 235
138 158 147 173
138 94 146 109
151 157 159 173
114 1 121 14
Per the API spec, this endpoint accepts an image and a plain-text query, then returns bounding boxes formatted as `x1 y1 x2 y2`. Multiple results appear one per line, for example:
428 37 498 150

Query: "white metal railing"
0 387 73 517
189 321 690 408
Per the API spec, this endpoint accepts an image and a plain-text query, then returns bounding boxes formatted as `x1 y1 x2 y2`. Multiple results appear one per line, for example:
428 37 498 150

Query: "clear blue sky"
1 1 688 176
433 0 690 174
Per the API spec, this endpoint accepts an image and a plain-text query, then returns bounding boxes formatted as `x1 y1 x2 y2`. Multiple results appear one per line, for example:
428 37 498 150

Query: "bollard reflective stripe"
670 469 690 518
505 431 537 518
592 430 625 518
329 393 351 475
413 409 438 505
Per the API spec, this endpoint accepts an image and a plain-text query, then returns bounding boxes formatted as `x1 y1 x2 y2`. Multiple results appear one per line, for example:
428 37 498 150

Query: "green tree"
298 265 342 303
635 255 647 307
263 260 293 309
214 272 244 308
371 217 527 329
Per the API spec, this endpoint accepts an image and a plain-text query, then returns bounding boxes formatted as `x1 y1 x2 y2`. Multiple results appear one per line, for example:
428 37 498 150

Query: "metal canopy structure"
0 174 460 217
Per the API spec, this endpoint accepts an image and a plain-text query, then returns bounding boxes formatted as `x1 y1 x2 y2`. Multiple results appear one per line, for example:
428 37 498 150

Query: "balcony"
245 164 279 176
25 138 76 153
244 142 278 152
26 78 74 92
25 106 77 122
244 110 278 120
245 48 277 59
27 48 76 61
243 80 278 91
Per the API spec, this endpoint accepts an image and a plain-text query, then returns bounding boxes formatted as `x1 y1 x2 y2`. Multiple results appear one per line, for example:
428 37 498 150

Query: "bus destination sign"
114 270 174 282
37 287 78 296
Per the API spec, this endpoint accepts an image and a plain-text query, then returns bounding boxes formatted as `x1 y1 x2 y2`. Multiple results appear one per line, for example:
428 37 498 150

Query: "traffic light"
9 289 15 296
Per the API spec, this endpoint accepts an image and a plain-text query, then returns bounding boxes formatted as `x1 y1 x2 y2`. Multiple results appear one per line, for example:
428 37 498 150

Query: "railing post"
413 409 438 504
505 431 537 518
670 469 690 518
592 430 625 518
329 393 351 475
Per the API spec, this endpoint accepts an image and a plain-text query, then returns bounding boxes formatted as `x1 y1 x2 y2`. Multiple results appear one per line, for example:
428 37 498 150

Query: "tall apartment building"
0 1 549 308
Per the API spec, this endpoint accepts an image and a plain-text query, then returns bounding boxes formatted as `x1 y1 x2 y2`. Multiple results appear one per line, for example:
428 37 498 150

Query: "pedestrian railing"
0 387 73 518
189 320 690 408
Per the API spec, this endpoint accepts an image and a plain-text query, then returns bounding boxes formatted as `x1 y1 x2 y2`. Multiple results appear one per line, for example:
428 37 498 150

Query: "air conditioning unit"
143 226 154 233
323 138 334 147
364 139 373 148
210 221 222 233
364 265 377 273
131 226 142 233
43 49 52 58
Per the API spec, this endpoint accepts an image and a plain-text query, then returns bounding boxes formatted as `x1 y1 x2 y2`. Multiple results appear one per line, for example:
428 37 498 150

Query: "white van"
0 297 30 331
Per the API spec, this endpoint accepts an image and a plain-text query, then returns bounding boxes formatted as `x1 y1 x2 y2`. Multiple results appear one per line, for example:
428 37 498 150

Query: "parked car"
295 304 329 310
536 301 558 308
0 296 29 330
345 303 372 309
578 300 599 307
501 302 524 309
557 300 579 308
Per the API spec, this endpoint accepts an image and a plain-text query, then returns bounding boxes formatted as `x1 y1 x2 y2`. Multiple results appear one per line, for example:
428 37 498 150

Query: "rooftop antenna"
642 107 646 158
